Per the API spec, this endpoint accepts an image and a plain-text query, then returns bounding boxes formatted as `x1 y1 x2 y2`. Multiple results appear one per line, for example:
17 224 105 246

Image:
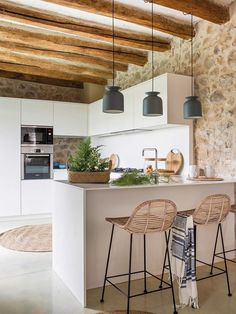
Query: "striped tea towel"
171 213 199 309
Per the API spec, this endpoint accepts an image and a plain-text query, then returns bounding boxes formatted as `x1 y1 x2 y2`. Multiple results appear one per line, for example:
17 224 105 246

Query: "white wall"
92 125 191 176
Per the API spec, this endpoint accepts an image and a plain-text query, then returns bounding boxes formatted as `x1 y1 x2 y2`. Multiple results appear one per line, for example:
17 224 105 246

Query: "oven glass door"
21 127 47 145
24 154 51 179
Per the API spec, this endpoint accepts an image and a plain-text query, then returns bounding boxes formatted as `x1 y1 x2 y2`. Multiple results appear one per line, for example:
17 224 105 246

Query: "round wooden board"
109 154 120 170
165 149 184 174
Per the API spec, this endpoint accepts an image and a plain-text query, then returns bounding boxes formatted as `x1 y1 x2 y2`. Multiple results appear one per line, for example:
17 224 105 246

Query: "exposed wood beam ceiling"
44 0 192 39
150 0 230 24
0 25 148 66
0 1 171 52
0 0 231 87
0 62 107 85
0 70 84 89
0 40 128 73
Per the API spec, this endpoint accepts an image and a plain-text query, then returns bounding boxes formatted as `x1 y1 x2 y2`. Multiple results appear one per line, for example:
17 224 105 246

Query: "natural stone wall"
0 78 105 103
53 137 81 164
111 13 236 178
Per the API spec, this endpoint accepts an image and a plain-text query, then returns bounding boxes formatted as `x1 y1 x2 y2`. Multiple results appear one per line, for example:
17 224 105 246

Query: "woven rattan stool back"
193 194 231 225
123 199 177 234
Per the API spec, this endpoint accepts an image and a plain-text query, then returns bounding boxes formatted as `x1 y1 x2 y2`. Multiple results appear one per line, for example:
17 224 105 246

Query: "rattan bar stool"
210 204 236 265
162 194 232 297
100 199 178 314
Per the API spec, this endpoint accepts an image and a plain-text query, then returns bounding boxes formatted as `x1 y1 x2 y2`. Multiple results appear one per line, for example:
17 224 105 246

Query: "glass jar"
144 157 157 175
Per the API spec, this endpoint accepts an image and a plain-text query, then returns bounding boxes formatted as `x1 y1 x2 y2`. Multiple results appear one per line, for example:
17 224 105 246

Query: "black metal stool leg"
127 233 133 314
165 231 178 314
210 224 220 275
159 229 170 289
100 224 115 303
143 234 147 293
219 223 232 297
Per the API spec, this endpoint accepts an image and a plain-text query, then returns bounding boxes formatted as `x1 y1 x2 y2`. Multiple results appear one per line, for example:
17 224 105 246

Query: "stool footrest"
105 269 172 299
195 258 226 281
215 250 236 264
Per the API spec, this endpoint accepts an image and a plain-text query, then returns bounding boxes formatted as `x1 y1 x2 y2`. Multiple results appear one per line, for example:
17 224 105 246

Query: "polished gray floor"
0 218 235 314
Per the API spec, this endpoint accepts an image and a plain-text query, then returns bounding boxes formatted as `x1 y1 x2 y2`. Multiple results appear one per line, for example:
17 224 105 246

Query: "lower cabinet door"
21 180 53 215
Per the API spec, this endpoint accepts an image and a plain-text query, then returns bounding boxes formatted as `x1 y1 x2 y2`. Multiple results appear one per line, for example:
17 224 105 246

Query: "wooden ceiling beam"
44 0 192 39
0 70 84 89
0 48 114 79
0 62 107 85
150 0 230 24
0 1 170 51
0 41 128 73
0 24 147 66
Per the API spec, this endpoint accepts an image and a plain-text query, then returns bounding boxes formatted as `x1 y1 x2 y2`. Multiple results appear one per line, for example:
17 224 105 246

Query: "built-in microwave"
21 126 53 146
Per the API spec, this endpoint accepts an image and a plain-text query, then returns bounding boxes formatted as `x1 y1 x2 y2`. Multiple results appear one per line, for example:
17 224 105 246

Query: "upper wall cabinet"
133 73 192 129
88 89 134 136
88 73 192 136
54 102 88 137
21 99 54 126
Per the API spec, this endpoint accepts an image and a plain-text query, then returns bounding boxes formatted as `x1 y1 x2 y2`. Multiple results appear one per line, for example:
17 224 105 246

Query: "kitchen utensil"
204 165 215 178
109 154 120 170
188 165 199 178
166 149 184 174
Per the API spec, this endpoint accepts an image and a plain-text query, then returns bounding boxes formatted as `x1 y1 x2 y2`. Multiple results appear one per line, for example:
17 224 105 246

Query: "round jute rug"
97 311 154 314
0 224 52 252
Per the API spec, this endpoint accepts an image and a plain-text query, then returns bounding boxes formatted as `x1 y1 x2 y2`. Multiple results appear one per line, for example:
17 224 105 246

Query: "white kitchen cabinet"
54 102 87 136
88 99 110 136
21 99 54 126
88 73 192 136
0 97 21 216
88 90 134 136
21 180 53 215
133 73 192 129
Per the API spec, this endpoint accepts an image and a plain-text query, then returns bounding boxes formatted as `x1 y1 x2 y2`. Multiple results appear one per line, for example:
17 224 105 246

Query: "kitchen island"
53 179 236 307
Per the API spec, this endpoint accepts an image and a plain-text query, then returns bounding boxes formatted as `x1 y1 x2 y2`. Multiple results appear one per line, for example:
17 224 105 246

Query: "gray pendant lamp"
183 14 202 119
103 0 124 114
143 0 163 117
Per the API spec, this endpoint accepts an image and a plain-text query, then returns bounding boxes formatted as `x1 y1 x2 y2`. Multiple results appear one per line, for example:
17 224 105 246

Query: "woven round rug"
0 224 52 252
97 311 154 314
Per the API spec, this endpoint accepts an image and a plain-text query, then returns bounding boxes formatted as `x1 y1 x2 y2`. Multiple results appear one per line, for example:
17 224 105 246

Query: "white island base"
53 180 235 307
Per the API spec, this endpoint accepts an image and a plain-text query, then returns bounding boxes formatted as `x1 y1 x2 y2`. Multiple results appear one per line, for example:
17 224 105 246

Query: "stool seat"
105 216 129 227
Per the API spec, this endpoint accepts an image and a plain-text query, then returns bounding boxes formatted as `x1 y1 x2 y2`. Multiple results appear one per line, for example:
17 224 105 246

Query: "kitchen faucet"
142 148 158 183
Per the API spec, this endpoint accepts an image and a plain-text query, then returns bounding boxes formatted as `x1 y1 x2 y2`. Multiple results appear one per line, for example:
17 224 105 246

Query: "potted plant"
67 138 111 183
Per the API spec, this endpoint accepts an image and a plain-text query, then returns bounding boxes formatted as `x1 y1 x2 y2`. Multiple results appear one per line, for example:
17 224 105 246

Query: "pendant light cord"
151 0 154 92
191 13 194 96
112 0 115 86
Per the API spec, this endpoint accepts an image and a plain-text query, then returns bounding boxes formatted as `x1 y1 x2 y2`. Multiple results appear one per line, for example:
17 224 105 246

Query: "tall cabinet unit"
0 98 21 216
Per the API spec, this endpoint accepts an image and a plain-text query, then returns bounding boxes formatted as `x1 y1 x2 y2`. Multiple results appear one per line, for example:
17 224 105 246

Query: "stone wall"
111 12 236 178
53 137 82 164
0 78 104 103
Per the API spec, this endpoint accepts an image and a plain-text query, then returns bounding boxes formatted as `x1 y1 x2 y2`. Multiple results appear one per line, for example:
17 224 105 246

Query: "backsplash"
53 137 82 164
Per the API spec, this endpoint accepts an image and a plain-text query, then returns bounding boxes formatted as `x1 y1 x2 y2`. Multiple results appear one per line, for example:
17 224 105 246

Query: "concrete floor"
0 218 235 314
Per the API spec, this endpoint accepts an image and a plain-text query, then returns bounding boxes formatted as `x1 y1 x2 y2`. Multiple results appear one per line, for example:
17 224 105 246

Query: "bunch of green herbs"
112 170 152 186
67 137 109 172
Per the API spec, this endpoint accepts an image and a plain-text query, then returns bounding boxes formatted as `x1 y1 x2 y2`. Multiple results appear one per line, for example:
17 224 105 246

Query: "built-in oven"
21 146 53 180
21 126 53 146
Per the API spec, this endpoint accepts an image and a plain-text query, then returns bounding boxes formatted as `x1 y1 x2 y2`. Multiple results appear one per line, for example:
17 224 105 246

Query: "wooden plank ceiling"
0 0 231 88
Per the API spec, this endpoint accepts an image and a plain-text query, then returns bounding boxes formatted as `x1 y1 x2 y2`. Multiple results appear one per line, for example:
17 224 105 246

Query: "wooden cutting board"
187 177 224 181
165 149 184 174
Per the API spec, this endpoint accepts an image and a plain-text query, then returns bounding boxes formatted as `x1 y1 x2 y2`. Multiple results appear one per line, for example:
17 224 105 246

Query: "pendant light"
103 0 124 114
183 14 202 119
143 0 163 117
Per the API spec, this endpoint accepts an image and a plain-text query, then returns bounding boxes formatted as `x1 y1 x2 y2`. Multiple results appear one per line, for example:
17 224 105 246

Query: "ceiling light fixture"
143 0 163 117
102 0 124 114
183 13 202 119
